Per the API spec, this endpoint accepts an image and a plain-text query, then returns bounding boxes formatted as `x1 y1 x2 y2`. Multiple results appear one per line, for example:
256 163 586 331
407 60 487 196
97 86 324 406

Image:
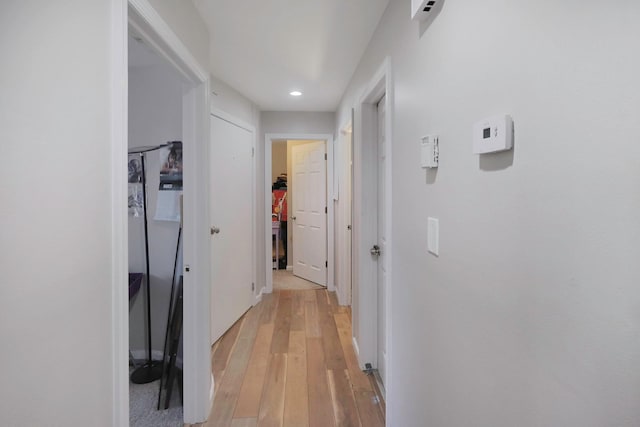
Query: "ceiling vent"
411 0 443 21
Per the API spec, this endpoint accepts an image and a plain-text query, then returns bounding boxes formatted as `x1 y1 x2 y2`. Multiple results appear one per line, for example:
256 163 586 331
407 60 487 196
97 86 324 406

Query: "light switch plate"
428 217 439 256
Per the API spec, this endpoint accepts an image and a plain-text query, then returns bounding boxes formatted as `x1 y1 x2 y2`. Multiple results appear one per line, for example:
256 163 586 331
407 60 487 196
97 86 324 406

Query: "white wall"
0 1 116 425
261 111 335 136
147 0 209 69
211 75 259 125
128 63 183 356
337 0 640 426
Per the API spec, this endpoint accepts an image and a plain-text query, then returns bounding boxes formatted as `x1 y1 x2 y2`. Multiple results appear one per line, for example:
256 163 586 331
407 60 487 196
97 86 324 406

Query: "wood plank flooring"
189 289 385 427
272 270 325 291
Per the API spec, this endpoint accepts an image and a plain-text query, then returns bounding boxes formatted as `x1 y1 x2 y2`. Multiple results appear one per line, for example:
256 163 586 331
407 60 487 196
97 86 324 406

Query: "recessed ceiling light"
290 91 302 97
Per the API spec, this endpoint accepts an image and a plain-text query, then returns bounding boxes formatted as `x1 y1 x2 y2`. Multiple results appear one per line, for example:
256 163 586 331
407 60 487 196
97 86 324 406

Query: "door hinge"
251 282 255 292
324 153 327 160
325 206 327 214
325 261 328 268
252 147 255 157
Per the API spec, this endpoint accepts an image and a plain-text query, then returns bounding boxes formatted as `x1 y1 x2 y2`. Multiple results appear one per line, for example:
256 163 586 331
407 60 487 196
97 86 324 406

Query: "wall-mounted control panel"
473 114 513 154
421 134 439 168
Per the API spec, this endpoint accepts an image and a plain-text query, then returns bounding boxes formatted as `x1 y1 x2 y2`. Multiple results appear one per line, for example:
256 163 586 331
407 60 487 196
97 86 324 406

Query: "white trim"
353 57 394 423
124 1 211 424
128 0 207 83
336 118 354 307
211 108 254 133
182 81 211 424
110 1 128 426
264 133 335 294
327 137 335 291
352 336 361 365
254 286 264 306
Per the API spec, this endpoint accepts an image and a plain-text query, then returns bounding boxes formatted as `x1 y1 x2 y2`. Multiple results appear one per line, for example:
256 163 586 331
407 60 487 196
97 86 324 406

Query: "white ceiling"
193 0 390 111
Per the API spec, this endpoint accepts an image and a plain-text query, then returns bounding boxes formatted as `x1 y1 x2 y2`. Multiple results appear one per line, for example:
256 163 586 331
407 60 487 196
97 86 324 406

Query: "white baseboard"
254 286 264 305
351 336 363 369
286 265 293 271
335 283 345 306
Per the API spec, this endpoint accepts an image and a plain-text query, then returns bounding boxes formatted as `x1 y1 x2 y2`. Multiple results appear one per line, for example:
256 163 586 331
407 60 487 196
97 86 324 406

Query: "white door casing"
376 95 388 386
291 141 327 286
209 112 254 344
352 57 393 419
337 123 354 306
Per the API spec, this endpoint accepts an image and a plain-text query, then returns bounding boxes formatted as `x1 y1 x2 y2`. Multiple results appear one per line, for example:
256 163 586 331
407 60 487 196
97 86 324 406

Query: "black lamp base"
130 361 163 384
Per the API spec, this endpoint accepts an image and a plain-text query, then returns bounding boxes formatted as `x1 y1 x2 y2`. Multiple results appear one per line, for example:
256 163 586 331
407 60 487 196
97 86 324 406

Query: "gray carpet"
130 375 183 427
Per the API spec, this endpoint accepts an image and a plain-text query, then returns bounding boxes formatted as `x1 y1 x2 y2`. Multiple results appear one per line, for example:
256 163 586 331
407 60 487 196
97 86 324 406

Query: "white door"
209 114 254 344
291 141 327 286
376 96 388 386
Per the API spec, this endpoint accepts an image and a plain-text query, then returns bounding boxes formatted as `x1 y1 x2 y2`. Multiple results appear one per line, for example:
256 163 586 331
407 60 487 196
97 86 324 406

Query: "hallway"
191 289 385 427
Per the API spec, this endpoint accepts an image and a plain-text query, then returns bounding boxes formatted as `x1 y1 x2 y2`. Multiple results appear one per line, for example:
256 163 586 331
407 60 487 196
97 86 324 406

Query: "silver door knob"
210 226 220 235
291 216 297 221
370 244 381 256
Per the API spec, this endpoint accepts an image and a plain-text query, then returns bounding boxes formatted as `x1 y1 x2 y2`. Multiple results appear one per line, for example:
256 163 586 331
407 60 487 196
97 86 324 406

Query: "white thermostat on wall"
473 114 513 154
421 134 439 168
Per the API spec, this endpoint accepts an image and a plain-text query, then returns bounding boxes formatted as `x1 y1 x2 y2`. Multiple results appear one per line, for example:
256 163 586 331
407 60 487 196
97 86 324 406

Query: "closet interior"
128 31 185 426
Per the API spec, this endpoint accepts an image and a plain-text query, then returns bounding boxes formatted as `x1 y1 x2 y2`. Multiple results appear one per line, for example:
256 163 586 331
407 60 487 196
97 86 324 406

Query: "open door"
291 141 327 286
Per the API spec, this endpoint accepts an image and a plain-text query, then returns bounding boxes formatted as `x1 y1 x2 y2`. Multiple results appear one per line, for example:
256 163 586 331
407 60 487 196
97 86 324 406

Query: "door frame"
337 119 354 306
209 108 259 343
352 57 394 414
264 133 335 294
111 1 212 425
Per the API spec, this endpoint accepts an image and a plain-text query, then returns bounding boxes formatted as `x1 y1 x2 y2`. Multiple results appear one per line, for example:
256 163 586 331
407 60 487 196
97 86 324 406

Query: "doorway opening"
352 58 393 414
127 27 186 425
270 139 328 292
264 134 335 294
114 3 212 425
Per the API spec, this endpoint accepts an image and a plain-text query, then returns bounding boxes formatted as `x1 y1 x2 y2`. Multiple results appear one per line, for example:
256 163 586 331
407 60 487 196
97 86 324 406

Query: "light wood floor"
189 289 385 427
272 270 325 291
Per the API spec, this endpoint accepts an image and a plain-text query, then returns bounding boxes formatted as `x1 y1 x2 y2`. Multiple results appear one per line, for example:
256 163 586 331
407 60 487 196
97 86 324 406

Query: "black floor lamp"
129 143 169 384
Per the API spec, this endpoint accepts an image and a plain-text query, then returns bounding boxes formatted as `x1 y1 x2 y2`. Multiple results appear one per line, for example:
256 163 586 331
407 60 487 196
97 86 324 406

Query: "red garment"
272 190 287 221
